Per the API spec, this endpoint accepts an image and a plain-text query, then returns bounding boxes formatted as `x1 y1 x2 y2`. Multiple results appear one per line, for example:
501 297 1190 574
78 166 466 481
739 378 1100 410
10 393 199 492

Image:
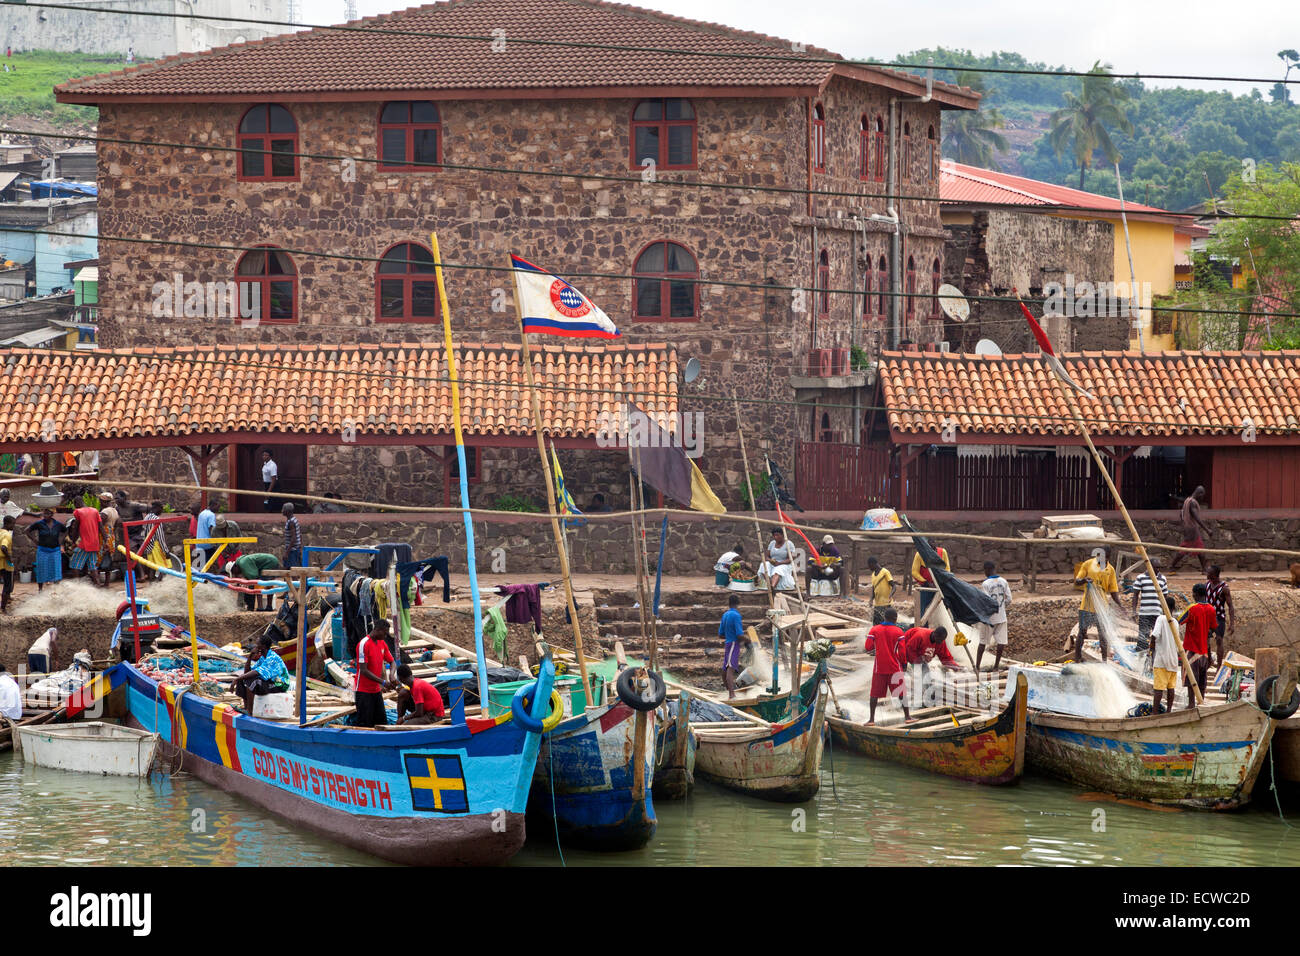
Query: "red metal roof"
939 161 1177 218
56 0 977 105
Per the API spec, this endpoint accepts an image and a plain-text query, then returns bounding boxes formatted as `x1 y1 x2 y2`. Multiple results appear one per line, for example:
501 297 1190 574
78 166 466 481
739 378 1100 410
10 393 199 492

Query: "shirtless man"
1169 486 1210 574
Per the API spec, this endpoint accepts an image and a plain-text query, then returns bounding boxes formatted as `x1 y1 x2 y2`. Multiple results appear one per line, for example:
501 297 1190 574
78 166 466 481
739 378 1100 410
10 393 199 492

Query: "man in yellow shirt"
0 515 13 613
910 545 950 617
1074 547 1123 660
866 556 897 625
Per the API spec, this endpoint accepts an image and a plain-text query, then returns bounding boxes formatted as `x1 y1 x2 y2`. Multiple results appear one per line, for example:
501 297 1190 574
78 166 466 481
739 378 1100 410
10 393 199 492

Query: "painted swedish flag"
405 754 469 813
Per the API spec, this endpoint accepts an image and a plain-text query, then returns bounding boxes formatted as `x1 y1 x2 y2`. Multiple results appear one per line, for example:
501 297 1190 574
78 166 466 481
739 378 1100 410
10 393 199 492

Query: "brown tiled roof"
0 342 677 445
55 0 975 105
879 350 1300 441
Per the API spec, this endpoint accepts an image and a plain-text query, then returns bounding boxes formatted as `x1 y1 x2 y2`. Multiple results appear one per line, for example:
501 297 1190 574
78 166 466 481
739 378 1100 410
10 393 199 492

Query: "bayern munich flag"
511 255 621 339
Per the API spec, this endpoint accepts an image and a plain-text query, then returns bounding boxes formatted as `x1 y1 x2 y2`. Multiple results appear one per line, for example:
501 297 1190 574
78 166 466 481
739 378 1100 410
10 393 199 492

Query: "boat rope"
1267 744 1295 830
546 743 565 868
824 724 837 801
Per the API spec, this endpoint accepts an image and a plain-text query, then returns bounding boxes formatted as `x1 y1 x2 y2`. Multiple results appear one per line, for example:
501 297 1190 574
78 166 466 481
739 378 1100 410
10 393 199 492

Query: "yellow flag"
688 461 726 514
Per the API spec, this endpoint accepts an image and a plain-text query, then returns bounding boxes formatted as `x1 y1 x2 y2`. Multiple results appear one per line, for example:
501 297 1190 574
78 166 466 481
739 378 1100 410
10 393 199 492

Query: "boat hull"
1025 701 1274 809
19 721 160 778
653 706 695 800
1273 717 1300 785
694 686 827 802
827 673 1028 785
92 661 548 865
530 701 656 851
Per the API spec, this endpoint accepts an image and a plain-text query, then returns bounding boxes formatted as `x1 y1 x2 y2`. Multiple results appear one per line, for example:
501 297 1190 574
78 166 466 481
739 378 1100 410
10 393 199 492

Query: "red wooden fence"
796 442 1185 512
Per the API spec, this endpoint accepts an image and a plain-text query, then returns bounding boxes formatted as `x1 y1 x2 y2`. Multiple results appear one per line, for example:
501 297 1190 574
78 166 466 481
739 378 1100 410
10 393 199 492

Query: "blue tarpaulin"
30 181 98 199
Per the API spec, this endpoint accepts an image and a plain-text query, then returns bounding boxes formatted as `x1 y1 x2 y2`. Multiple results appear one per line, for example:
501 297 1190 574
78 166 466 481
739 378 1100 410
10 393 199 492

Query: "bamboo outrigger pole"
430 233 491 707
508 262 594 708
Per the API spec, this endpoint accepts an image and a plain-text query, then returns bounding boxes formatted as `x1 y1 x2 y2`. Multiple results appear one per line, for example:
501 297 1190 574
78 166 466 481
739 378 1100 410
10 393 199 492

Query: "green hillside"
899 47 1300 210
0 50 125 125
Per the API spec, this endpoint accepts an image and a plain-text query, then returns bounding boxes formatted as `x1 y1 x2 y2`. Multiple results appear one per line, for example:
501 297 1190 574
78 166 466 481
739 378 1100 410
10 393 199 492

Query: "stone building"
51 0 977 510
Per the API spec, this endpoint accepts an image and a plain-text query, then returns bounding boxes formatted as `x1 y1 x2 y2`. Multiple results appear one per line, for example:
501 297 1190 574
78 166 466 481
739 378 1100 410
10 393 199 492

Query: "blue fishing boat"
68 647 557 865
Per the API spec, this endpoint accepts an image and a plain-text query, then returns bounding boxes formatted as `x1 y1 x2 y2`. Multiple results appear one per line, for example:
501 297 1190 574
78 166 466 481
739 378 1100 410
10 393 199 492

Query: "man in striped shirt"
1127 557 1172 650
281 502 303 570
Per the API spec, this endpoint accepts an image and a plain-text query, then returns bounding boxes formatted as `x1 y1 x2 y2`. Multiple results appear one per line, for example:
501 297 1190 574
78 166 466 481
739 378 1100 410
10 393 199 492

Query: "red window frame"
876 256 889 318
812 102 826 174
927 125 939 183
375 242 441 323
235 245 298 325
237 104 299 183
632 240 699 322
377 101 442 172
858 115 871 181
816 249 830 318
629 98 697 171
873 115 887 183
931 257 943 317
902 121 912 183
862 270 875 321
905 255 917 320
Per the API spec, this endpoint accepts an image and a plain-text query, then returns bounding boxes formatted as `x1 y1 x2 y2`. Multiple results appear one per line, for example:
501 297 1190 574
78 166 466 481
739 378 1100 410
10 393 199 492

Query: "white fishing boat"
19 721 160 778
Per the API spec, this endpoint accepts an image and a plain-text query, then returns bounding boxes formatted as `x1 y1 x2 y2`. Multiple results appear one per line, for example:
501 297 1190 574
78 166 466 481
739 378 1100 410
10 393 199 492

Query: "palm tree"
1048 60 1135 189
941 71 1009 169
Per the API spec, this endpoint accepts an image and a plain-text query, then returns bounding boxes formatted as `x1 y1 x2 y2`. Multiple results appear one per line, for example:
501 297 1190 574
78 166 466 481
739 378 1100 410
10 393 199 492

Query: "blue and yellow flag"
551 442 586 529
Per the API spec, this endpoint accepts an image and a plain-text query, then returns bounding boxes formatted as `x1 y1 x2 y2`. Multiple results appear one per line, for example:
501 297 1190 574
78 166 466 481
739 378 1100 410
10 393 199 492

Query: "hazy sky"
296 0 1298 95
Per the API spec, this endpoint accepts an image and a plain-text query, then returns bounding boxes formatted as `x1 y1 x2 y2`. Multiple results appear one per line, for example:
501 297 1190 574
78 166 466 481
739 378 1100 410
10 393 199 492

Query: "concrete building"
0 195 97 296
1 0 293 59
51 0 978 510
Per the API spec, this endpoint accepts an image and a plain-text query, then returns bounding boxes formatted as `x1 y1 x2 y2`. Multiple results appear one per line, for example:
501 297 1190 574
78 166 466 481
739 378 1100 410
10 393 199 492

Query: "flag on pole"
1015 290 1095 400
625 404 726 514
511 255 621 339
550 442 586 529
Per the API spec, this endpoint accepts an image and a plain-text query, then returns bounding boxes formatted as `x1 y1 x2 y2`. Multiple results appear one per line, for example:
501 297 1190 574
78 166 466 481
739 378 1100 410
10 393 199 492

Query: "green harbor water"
4 748 1300 866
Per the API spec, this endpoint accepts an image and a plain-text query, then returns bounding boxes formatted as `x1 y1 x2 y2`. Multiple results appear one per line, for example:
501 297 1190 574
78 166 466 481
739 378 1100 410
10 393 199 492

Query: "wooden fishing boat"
19 721 160 778
693 684 827 802
735 660 827 723
69 651 557 865
826 672 1028 785
653 694 695 800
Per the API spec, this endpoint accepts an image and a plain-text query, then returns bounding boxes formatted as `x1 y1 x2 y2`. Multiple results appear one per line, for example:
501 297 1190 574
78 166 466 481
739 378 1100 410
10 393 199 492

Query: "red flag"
1013 290 1095 401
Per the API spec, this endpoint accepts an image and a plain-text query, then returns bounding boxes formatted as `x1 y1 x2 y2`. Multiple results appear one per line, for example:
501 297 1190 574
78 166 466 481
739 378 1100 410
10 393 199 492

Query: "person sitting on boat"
1178 583 1218 705
975 561 1012 672
865 607 911 724
354 619 398 727
910 544 950 616
1073 548 1125 662
719 593 750 699
231 632 291 712
395 663 445 725
0 663 22 721
1147 613 1181 714
760 529 797 592
27 627 57 674
714 543 744 587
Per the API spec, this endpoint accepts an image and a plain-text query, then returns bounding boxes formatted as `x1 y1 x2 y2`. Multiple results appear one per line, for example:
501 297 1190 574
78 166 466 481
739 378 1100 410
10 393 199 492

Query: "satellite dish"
975 339 1002 357
937 284 970 323
683 357 701 383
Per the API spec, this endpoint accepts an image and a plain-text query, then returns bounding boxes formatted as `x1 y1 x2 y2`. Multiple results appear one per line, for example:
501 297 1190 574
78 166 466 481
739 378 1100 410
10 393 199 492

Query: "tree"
941 71 1010 169
1048 60 1136 189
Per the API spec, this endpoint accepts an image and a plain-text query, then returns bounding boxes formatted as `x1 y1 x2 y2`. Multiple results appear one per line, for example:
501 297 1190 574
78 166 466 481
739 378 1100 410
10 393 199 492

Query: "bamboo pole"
626 451 653 665
510 265 593 707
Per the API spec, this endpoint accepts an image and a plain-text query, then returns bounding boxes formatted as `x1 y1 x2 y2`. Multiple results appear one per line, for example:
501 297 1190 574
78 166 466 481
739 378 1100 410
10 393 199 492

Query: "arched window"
811 102 826 174
931 257 943 317
633 241 698 321
873 115 887 183
631 99 696 171
876 255 889 318
817 249 830 318
236 246 297 324
376 242 440 322
862 269 874 321
902 121 912 183
927 124 938 183
905 254 917 320
378 101 442 171
859 115 871 181
820 412 833 443
238 104 298 182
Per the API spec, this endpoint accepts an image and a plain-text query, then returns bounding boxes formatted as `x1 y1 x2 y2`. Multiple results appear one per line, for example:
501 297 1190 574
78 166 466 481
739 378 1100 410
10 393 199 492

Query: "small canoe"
653 694 696 800
735 660 827 723
19 721 160 778
826 672 1028 785
693 685 827 802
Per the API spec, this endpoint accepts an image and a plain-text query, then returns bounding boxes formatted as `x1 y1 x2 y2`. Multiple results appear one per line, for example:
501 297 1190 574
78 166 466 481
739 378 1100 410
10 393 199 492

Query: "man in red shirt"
1178 583 1218 705
69 504 103 586
864 607 910 724
396 663 445 724
354 620 397 727
902 625 957 706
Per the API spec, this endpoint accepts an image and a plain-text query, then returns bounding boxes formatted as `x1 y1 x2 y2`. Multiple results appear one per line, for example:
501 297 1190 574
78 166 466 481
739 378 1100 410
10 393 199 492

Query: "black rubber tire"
1257 675 1300 720
616 667 667 712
